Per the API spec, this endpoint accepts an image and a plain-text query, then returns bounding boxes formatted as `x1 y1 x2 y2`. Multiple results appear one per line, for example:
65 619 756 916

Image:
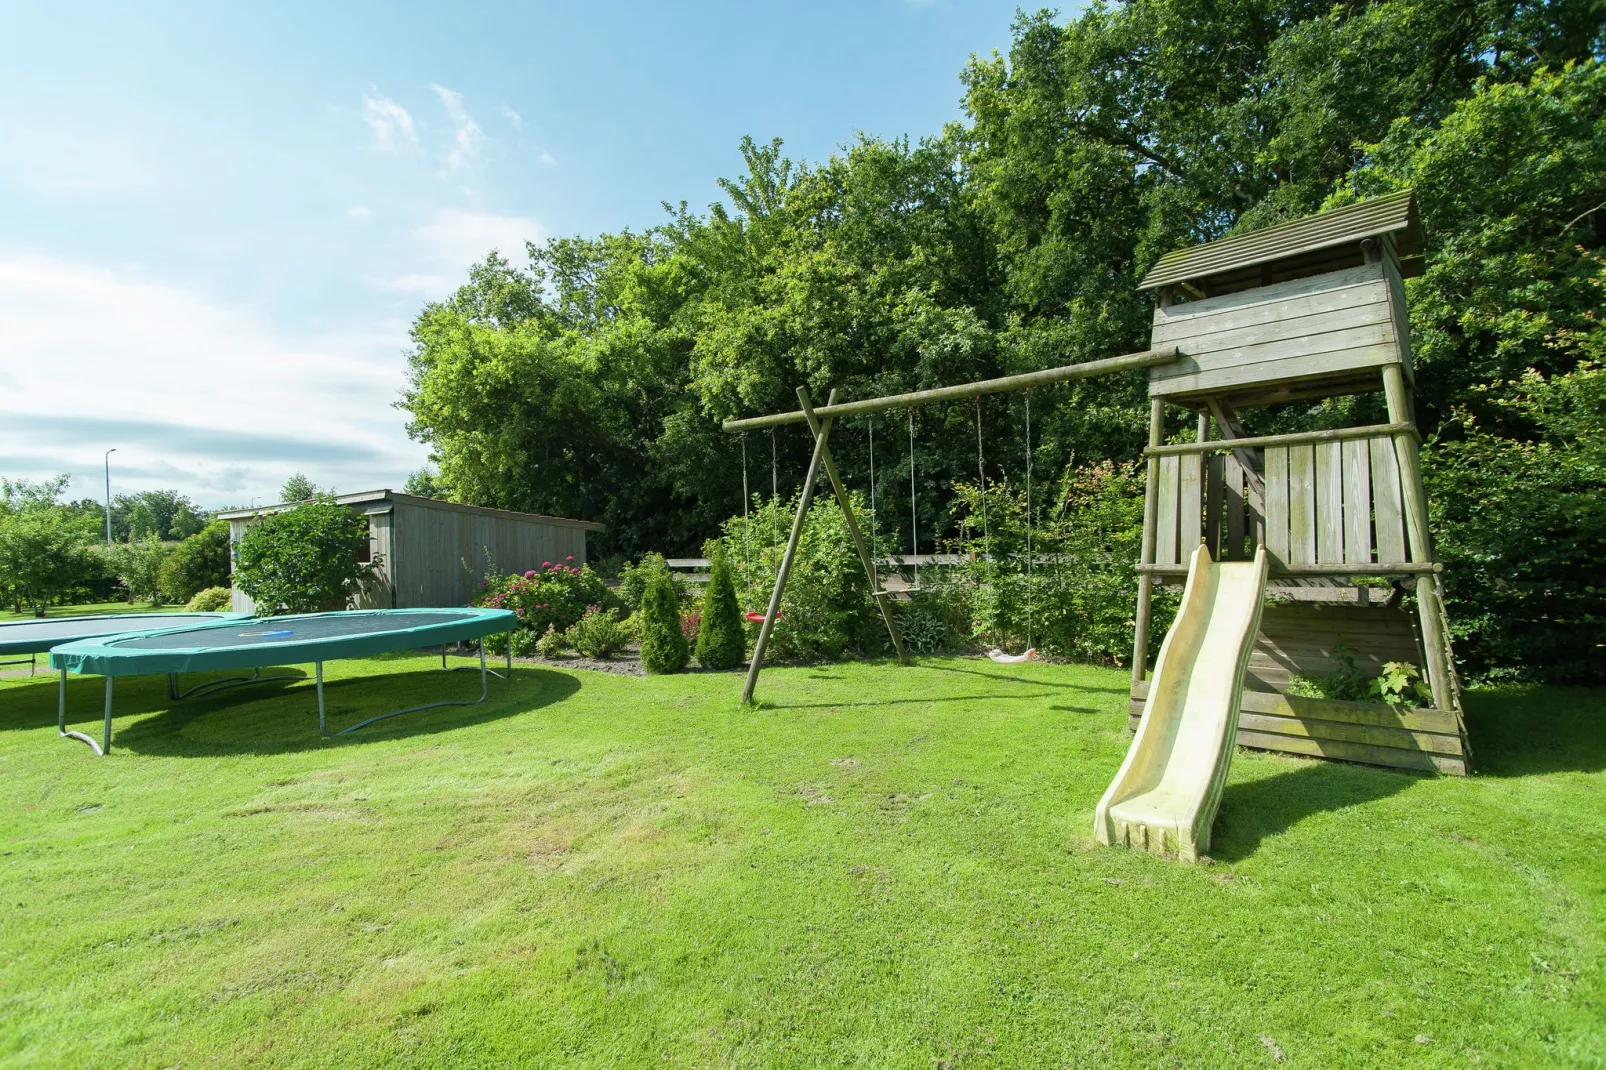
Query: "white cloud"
538 149 556 166
380 208 543 295
0 255 427 506
499 103 523 129
346 204 372 219
428 83 485 173
362 93 417 152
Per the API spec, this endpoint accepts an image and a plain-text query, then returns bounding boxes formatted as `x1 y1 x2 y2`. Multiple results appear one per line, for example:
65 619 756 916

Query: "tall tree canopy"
401 0 1604 568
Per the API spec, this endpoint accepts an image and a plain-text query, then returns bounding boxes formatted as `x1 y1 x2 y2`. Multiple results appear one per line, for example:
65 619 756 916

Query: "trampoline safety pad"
47 607 518 756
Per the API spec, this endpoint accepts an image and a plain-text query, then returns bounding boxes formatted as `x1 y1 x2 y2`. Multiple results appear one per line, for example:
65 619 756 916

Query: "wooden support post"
1381 363 1455 712
740 388 840 705
1131 397 1166 690
1204 398 1267 500
798 389 911 666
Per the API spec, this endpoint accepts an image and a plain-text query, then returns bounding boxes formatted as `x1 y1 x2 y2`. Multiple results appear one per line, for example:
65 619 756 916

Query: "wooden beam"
1131 397 1166 688
740 389 839 705
1138 561 1439 577
1148 420 1417 457
797 389 911 666
721 347 1180 432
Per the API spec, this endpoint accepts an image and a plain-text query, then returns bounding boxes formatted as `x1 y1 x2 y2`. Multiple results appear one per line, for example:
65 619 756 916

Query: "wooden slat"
1179 453 1203 556
1370 436 1408 563
1235 729 1466 775
1341 438 1373 564
1224 454 1246 561
1205 453 1224 559
1155 299 1393 358
1156 454 1180 565
1150 343 1401 398
1151 268 1389 340
1151 322 1398 379
1131 679 1458 734
1315 441 1343 563
1264 447 1289 563
1146 422 1415 457
1287 444 1316 565
1238 712 1462 756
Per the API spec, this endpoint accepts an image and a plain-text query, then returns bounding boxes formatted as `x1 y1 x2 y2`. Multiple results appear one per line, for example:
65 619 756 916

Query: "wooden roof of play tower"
1139 191 1426 409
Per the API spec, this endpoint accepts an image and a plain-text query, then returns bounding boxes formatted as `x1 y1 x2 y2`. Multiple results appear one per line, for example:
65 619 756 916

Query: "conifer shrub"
639 571 689 674
695 546 746 669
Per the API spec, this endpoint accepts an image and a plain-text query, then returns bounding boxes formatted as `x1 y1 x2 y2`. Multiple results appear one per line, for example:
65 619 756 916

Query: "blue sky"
0 0 1033 508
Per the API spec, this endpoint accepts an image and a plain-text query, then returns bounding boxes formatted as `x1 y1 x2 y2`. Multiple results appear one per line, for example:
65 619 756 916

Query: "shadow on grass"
1461 684 1606 777
22 666 580 757
765 692 1061 711
924 663 1127 693
1210 760 1423 862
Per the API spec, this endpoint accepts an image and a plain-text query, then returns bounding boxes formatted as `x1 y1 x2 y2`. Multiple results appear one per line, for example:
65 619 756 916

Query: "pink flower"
565 555 574 562
542 561 552 570
524 570 538 579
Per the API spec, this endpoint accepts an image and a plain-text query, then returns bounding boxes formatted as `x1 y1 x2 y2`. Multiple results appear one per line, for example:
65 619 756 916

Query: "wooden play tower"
1128 191 1470 774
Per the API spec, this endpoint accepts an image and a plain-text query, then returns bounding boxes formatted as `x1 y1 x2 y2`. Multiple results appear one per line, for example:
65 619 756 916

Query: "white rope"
908 408 919 590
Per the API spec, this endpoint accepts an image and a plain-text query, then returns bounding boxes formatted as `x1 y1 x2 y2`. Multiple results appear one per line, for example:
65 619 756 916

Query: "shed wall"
387 500 591 608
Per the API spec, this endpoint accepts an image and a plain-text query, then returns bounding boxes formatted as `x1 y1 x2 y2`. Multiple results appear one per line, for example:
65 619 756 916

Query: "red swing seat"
745 611 782 623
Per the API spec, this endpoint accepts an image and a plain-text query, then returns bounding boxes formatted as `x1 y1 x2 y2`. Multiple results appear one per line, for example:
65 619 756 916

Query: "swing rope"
1025 388 1033 651
975 395 991 586
769 427 779 550
868 414 881 593
741 431 751 591
908 408 919 592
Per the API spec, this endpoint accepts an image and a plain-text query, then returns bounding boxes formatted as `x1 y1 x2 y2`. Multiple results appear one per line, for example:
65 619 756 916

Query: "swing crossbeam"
721 347 1178 431
731 348 1180 703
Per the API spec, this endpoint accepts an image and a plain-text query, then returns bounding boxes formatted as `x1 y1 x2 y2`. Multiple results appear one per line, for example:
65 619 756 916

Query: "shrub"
618 553 689 611
161 520 232 602
640 571 689 674
535 623 570 657
717 491 879 663
104 535 174 606
567 607 629 659
185 586 233 612
0 482 103 615
472 558 609 637
695 545 746 669
233 496 381 614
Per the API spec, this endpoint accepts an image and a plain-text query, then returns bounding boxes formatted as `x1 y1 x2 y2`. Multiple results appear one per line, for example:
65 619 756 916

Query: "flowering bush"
472 556 610 637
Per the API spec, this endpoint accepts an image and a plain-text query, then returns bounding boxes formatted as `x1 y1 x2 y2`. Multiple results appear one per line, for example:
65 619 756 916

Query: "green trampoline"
50 607 517 755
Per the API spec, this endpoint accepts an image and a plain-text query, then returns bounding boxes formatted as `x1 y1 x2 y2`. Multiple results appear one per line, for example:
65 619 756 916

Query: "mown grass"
0 601 186 623
1 656 1601 1068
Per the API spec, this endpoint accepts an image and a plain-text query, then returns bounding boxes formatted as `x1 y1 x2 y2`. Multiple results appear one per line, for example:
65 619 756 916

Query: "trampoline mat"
0 614 231 655
49 607 517 677
117 611 476 650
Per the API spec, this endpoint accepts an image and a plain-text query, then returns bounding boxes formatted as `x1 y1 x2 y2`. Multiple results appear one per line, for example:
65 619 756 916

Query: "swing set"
722 346 1182 703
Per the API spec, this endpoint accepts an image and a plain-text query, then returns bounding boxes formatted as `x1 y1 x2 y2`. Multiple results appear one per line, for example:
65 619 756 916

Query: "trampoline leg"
480 643 489 700
56 669 106 757
316 662 327 736
102 676 114 756
505 631 512 675
168 673 178 700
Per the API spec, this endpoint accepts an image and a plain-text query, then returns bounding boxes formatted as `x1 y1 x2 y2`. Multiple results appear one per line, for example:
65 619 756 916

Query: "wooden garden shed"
218 491 604 614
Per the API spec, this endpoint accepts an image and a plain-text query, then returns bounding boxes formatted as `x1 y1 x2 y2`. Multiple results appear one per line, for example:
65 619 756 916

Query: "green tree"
281 473 318 502
0 479 103 615
234 496 379 614
695 545 746 669
159 519 233 602
639 571 689 674
105 535 173 606
403 467 441 498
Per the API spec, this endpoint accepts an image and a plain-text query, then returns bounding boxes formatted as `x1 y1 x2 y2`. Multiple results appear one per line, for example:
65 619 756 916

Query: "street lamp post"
103 448 117 547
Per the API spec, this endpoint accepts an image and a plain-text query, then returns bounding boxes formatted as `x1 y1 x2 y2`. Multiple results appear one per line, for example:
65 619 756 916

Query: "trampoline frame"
51 610 517 755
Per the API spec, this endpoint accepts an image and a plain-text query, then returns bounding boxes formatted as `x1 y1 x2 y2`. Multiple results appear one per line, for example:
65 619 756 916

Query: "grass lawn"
1 656 1601 1067
0 601 188 624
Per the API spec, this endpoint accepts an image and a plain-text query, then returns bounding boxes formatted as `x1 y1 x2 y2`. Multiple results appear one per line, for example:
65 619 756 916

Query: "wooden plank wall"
1127 603 1465 774
1153 431 1410 569
1149 264 1404 398
389 501 591 608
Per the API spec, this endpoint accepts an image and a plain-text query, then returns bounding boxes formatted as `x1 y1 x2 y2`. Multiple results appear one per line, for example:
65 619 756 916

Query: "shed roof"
217 490 605 531
1137 191 1422 291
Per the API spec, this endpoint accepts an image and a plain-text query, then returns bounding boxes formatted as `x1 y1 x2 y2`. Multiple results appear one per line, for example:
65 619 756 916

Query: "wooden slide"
1096 544 1269 861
